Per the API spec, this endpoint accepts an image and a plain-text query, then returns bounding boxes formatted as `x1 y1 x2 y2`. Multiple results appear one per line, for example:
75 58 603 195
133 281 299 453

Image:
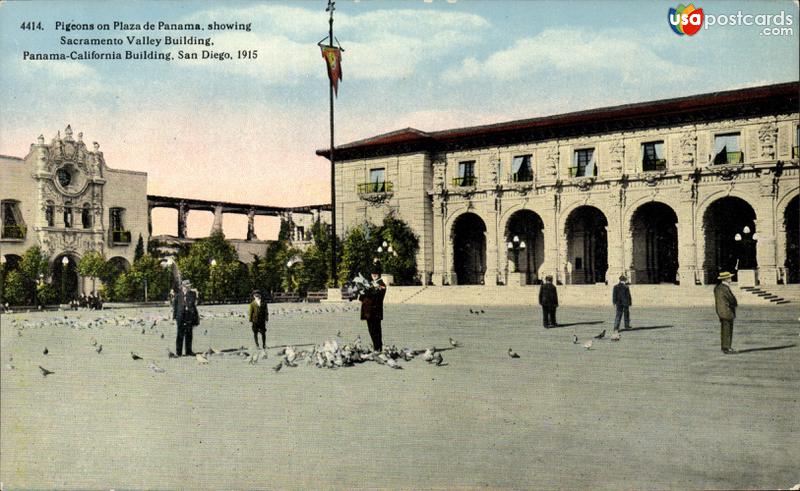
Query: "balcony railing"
713 151 744 165
357 181 393 194
568 166 597 178
642 158 667 172
511 172 533 182
110 229 131 244
1 224 26 240
452 176 476 187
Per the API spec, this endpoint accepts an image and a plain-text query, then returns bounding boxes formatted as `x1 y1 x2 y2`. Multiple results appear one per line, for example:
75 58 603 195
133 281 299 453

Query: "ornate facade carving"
758 123 778 160
679 131 697 168
544 147 558 178
609 139 624 175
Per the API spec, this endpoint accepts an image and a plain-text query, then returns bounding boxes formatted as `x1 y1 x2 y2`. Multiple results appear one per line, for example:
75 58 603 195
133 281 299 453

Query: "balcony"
452 176 476 187
713 151 744 166
642 158 667 172
511 172 533 183
568 166 597 178
1 224 26 240
357 181 393 194
110 229 132 244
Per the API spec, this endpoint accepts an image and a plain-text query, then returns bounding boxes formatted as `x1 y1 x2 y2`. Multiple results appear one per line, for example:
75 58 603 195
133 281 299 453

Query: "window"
63 202 73 228
571 149 596 177
110 207 125 231
82 203 92 229
713 133 743 165
642 141 666 171
1 200 25 239
794 126 799 159
369 168 386 192
45 202 55 227
296 226 305 241
454 160 476 186
511 155 533 182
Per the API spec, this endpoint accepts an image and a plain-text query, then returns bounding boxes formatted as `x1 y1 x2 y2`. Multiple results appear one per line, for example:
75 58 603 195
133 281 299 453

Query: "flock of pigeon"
3 304 618 377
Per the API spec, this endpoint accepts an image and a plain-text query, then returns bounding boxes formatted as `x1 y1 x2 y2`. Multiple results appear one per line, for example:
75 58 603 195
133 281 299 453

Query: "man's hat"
545 275 553 281
252 289 262 296
619 275 627 282
717 271 733 280
371 261 382 275
181 279 191 287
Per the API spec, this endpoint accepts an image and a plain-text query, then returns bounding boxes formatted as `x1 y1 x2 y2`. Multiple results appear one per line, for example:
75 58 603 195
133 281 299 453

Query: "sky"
1 0 798 238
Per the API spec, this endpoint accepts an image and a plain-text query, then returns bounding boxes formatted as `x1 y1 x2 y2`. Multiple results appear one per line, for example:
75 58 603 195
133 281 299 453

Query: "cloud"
442 28 698 85
180 5 490 82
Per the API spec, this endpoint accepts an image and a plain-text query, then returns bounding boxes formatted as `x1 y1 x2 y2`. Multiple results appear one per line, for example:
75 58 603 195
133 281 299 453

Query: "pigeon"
480 309 485 314
422 348 435 362
160 333 165 339
432 352 446 366
43 347 48 355
272 361 283 372
168 350 179 359
196 353 209 364
449 337 461 348
594 329 606 340
131 351 143 360
386 358 403 369
90 338 98 347
469 308 474 314
147 361 166 373
610 331 621 341
508 348 520 358
39 365 55 377
572 334 579 344
204 329 207 335
141 328 145 334
96 344 103 354
583 340 593 350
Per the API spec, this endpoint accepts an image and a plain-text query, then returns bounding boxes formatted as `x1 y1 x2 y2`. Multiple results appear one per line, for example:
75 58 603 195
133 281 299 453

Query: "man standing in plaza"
173 279 198 356
538 275 558 328
612 275 632 335
359 262 387 352
248 289 268 349
714 271 738 354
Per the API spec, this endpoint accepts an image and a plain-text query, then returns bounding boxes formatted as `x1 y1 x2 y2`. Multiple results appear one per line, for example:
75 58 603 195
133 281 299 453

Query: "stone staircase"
738 285 798 305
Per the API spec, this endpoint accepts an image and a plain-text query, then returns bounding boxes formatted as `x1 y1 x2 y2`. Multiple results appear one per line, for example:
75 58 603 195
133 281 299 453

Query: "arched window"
45 201 55 227
82 203 92 229
1 200 25 239
63 202 73 228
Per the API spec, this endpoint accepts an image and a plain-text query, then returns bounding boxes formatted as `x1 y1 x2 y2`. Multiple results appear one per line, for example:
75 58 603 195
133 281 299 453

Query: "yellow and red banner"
320 45 342 96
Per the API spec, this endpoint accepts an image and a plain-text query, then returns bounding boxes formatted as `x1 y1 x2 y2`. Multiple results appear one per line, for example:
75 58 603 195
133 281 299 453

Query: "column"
539 198 560 283
755 205 778 285
676 205 698 286
210 205 224 235
431 197 446 285
484 208 499 285
177 203 188 239
147 204 153 237
246 209 257 241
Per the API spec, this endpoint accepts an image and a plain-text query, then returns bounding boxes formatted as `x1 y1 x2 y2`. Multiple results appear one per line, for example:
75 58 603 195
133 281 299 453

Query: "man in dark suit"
612 275 632 334
538 275 558 328
714 271 738 354
173 279 199 356
359 263 387 352
248 289 268 349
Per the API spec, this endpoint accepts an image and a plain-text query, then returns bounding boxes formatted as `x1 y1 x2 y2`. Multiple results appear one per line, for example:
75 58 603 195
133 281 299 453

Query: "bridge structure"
146 195 331 262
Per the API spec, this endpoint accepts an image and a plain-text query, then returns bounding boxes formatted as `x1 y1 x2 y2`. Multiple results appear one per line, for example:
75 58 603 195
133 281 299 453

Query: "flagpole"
327 0 338 287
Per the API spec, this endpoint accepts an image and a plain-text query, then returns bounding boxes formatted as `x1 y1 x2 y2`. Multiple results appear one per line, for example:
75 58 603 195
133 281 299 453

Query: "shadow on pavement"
736 344 797 354
550 321 605 328
620 325 674 332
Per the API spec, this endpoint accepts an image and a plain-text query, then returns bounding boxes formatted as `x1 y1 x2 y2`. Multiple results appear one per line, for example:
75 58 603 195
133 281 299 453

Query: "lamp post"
210 258 217 304
507 235 527 273
61 256 69 304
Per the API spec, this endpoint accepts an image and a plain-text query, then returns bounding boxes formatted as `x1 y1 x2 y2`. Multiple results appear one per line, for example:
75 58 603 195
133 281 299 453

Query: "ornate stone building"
319 82 799 287
1 126 149 296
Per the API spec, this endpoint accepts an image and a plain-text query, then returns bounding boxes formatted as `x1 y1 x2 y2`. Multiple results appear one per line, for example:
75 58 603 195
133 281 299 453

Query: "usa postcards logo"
669 4 705 36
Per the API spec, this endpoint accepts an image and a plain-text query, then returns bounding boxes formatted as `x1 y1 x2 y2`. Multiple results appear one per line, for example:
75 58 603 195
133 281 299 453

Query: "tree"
176 231 244 302
77 250 107 294
130 254 171 301
134 234 145 261
337 216 420 285
19 246 50 304
338 222 380 284
2 269 26 305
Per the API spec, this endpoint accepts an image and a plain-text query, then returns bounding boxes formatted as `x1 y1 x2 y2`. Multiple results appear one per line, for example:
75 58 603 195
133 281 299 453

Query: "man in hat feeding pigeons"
248 289 269 349
714 271 738 354
173 279 199 356
538 275 559 328
359 261 388 352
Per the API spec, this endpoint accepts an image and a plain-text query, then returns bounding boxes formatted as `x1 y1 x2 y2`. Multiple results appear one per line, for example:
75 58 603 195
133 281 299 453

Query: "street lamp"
733 225 757 271
507 236 527 273
61 256 69 304
210 258 217 303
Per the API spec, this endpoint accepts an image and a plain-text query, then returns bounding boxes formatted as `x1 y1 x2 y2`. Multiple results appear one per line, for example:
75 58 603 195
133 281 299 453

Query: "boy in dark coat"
248 290 269 349
538 275 559 328
359 263 387 352
612 275 632 334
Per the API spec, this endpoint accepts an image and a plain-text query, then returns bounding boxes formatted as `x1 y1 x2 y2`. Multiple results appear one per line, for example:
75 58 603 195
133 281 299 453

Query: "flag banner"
320 45 342 96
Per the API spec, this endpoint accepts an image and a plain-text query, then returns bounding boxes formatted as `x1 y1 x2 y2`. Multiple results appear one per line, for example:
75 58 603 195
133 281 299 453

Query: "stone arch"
628 201 679 284
503 209 545 284
782 194 799 283
450 212 487 285
51 252 81 302
701 195 758 283
564 205 608 284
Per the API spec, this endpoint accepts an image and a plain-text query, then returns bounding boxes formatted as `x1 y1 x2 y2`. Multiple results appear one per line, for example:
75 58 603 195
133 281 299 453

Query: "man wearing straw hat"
173 279 199 356
714 271 738 354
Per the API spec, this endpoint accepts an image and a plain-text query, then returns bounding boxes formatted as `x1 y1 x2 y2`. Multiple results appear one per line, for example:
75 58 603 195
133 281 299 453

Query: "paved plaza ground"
1 302 798 490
